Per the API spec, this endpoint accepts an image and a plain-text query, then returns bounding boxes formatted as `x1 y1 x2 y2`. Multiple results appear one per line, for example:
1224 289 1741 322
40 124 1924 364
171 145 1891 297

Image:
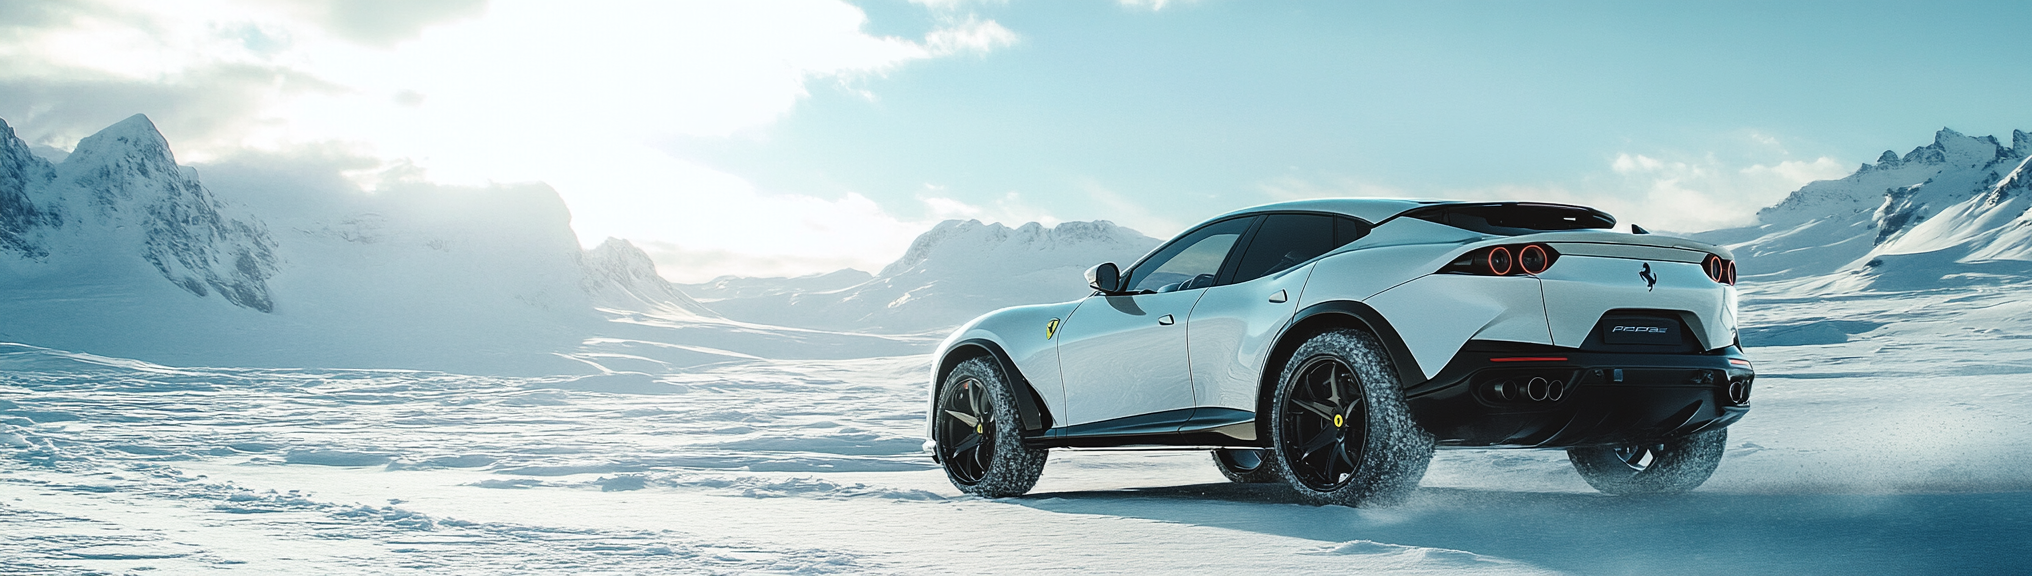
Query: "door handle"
1269 290 1288 303
1158 314 1175 326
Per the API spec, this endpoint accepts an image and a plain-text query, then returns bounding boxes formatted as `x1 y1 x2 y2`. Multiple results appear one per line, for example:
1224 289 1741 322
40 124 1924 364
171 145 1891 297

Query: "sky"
3 0 2029 282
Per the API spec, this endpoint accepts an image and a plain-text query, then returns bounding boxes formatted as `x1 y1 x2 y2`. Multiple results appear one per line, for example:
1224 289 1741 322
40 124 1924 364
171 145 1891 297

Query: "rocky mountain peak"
1899 127 2009 168
61 114 186 213
1981 156 2032 206
2 118 61 258
1 114 279 312
580 237 717 317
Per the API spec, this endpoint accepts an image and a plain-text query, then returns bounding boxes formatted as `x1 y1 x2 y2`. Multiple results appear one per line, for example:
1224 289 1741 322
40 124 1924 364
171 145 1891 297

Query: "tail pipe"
1725 375 1753 405
1490 376 1566 403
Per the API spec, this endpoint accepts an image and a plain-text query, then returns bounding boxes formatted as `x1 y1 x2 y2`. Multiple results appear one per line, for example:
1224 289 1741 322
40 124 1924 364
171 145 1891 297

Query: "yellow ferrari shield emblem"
1045 318 1060 340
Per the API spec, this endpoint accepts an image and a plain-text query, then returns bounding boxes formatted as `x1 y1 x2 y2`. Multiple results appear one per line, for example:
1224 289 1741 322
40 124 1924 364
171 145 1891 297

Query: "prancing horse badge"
1639 263 1658 291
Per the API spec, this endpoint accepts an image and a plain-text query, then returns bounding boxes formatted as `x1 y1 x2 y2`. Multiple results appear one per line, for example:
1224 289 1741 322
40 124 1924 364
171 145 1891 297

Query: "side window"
1231 214 1334 283
1335 216 1368 247
1128 217 1253 293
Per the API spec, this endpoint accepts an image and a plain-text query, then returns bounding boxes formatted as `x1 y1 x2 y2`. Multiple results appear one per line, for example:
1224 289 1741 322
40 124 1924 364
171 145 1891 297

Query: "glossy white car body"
928 199 1749 452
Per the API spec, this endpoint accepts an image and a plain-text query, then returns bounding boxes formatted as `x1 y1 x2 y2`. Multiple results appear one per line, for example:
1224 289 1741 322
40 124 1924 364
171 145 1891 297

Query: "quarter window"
1231 214 1335 283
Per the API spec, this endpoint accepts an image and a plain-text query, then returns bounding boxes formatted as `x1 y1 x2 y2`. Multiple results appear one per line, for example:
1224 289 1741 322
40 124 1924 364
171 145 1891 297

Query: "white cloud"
1603 151 1850 232
907 0 1009 9
1741 157 1849 185
1117 0 1193 11
0 0 1025 280
925 18 1019 56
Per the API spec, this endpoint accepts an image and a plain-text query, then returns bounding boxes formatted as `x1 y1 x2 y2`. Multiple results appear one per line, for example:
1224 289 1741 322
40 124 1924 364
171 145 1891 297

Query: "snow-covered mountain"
1694 128 2032 289
704 219 1160 333
582 238 717 317
1 115 279 311
1 115 922 374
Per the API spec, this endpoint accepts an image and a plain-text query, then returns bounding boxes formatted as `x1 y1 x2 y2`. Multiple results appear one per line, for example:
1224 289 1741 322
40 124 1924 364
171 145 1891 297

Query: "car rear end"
1391 204 1753 448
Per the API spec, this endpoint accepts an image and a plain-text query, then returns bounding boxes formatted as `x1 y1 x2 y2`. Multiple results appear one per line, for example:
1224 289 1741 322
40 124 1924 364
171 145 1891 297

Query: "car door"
1055 216 1255 430
1188 214 1365 419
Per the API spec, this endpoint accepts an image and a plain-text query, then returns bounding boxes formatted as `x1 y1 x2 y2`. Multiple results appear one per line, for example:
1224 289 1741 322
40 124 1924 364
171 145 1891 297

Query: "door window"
1127 217 1252 293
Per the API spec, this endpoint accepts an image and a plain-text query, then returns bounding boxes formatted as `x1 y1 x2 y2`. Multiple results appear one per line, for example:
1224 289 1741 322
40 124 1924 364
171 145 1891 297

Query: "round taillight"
1725 260 1737 285
1485 246 1514 276
1519 244 1549 275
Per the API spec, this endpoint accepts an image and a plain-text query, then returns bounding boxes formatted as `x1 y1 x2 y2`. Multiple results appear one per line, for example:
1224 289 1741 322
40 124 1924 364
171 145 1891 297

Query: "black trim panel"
1405 340 1753 447
1028 407 1260 449
944 339 1053 433
1284 301 1426 388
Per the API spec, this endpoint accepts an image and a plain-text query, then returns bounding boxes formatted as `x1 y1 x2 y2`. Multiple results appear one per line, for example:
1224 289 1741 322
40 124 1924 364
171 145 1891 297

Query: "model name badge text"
1610 326 1670 334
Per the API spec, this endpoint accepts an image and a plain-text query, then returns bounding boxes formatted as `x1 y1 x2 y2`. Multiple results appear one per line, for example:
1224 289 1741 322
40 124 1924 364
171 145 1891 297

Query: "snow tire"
1269 329 1435 507
934 357 1048 498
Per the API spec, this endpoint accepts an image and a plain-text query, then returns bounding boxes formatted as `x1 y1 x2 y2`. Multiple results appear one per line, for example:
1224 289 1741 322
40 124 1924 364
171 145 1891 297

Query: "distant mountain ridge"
0 114 932 374
703 219 1160 333
1694 127 2032 289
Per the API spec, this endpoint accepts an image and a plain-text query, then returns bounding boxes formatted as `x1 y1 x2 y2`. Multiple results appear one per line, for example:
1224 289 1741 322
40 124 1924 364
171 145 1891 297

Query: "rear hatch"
1405 203 1738 351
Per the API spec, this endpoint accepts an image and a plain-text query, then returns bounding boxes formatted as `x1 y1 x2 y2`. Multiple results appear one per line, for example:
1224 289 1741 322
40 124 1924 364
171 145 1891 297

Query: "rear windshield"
1404 203 1615 236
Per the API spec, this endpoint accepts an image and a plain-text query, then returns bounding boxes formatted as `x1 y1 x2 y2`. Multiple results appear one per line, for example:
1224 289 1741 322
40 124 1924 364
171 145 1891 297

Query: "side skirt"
1026 407 1263 450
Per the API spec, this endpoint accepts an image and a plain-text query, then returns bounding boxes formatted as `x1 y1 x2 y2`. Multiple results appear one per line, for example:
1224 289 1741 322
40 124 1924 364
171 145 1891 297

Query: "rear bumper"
1406 341 1752 447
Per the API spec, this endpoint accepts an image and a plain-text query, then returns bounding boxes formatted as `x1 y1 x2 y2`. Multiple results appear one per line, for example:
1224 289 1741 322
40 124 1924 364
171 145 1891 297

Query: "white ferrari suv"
926 200 1752 506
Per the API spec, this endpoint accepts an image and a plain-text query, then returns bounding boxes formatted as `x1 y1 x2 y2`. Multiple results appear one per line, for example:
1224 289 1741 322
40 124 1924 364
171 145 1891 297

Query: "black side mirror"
1086 262 1122 294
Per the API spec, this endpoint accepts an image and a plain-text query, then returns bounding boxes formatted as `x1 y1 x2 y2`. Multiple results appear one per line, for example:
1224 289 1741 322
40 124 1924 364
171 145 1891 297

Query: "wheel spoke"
1326 371 1342 405
972 435 990 469
1295 399 1337 419
1323 440 1342 479
951 433 981 456
1299 428 1337 460
943 410 980 428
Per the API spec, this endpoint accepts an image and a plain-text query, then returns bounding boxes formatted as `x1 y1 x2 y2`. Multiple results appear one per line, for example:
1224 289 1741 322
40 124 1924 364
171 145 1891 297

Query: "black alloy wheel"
1268 329 1434 506
1278 356 1369 491
932 357 1047 497
935 376 995 485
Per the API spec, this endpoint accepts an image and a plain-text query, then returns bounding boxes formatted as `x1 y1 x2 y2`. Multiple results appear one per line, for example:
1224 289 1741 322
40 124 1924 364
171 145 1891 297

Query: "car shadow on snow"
1016 483 2032 575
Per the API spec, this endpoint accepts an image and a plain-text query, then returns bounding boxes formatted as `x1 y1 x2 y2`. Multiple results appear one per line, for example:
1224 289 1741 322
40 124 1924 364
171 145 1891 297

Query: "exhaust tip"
1546 379 1566 402
1489 379 1515 401
1726 378 1752 405
1525 377 1550 402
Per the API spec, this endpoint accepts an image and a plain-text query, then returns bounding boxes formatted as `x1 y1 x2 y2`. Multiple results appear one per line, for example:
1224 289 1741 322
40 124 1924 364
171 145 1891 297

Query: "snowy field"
6 283 2032 575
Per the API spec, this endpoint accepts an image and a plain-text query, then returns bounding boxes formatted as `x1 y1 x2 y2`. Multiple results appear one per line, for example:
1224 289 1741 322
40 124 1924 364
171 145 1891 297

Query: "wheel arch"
938 338 1054 433
1255 300 1425 439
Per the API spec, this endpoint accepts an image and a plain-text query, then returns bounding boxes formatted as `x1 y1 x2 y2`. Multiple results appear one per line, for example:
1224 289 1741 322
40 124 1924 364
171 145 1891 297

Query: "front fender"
927 301 1082 439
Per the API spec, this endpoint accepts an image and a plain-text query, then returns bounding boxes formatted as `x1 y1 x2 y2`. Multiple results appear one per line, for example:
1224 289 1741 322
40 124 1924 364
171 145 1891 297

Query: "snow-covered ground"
8 119 2032 574
7 278 2032 575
